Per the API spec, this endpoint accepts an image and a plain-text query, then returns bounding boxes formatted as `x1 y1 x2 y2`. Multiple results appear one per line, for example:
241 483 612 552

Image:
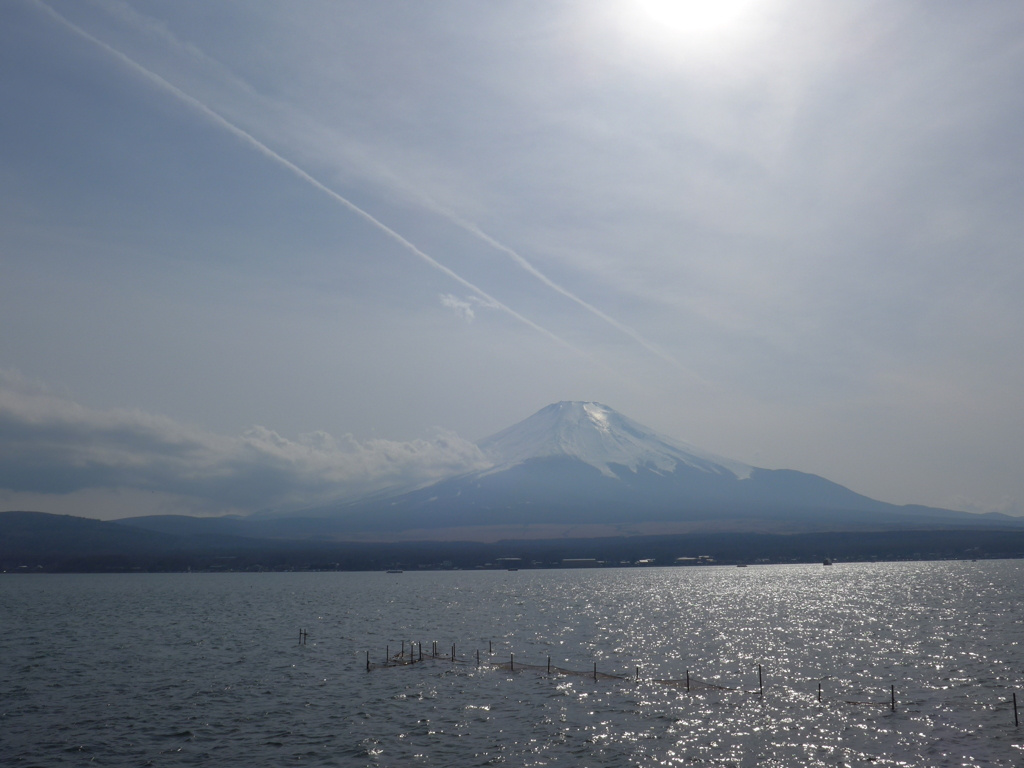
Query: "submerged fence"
294 627 1021 725
363 644 829 704
339 633 1021 725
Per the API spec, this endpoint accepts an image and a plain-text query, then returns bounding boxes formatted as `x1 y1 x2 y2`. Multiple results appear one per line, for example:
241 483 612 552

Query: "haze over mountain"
115 402 1019 543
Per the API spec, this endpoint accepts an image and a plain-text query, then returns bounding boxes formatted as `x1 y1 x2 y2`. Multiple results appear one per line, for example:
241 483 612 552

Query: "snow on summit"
477 401 752 480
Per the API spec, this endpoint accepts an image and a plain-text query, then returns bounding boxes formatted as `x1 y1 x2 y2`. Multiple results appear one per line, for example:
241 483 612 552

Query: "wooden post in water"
891 685 896 712
636 666 639 682
401 640 405 658
759 664 763 696
594 662 597 682
366 651 370 672
818 682 822 702
489 640 493 654
452 644 456 662
419 643 423 662
686 669 689 693
547 656 551 675
1013 692 1018 727
511 653 514 672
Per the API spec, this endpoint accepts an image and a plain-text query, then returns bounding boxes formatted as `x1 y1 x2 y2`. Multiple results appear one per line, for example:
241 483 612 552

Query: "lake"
2 561 1022 766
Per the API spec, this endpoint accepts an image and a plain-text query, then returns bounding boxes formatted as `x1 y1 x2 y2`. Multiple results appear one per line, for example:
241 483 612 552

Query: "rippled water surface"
2 561 1023 766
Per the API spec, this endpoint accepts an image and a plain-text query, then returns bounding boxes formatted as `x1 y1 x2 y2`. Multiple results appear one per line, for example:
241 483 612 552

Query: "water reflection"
1 561 1022 766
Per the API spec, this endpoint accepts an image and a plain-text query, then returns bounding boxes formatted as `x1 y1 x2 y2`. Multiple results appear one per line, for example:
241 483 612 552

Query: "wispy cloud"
442 211 699 374
0 373 490 513
946 495 1022 517
72 0 696 377
440 294 476 322
29 0 581 356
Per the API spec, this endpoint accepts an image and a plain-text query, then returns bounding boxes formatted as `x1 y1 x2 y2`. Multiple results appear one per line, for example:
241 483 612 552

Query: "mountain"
264 401 1018 539
477 401 752 480
11 403 1023 568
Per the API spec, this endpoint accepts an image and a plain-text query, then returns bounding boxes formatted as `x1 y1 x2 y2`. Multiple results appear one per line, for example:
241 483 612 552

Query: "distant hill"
1 511 173 557
0 510 268 570
5 510 1024 572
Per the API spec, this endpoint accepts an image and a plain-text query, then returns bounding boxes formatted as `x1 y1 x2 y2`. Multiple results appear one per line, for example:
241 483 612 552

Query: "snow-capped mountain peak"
477 401 751 480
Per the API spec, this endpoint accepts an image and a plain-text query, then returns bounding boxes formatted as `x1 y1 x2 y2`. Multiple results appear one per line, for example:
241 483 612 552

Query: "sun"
634 0 756 35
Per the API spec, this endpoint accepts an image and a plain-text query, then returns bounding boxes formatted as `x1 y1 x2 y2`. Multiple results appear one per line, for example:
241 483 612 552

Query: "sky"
1 0 1023 520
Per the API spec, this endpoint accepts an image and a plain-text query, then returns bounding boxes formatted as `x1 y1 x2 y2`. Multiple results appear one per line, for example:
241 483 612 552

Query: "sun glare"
635 0 755 35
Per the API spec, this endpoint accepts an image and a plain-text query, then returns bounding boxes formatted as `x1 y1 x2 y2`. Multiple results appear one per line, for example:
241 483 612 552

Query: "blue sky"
2 0 1023 519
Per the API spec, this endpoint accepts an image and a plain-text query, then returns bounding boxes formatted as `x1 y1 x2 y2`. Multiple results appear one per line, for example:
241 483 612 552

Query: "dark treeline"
2 512 1023 572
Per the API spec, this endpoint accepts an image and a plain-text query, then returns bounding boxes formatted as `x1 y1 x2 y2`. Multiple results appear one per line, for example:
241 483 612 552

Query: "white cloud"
945 495 1022 518
440 293 475 321
0 373 491 517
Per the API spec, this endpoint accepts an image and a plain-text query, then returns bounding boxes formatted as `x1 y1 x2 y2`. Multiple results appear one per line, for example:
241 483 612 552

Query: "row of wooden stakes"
298 629 1019 725
359 638 907 710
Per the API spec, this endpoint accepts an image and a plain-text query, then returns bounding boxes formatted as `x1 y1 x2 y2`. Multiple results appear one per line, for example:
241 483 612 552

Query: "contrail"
30 0 580 354
446 212 690 372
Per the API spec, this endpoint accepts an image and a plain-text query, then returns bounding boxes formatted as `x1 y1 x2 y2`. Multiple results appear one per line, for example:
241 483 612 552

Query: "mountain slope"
286 401 1010 536
478 401 752 479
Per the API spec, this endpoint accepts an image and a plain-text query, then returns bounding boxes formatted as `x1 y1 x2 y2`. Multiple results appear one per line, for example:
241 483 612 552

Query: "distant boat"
736 564 748 568
823 558 833 566
386 569 403 573
507 568 518 571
